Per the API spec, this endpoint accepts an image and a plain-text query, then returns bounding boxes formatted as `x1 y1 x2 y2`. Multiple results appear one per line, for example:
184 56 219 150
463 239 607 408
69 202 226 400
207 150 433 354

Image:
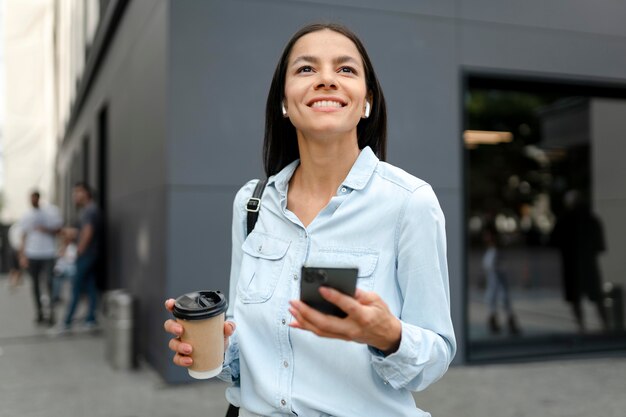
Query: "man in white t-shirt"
18 191 63 325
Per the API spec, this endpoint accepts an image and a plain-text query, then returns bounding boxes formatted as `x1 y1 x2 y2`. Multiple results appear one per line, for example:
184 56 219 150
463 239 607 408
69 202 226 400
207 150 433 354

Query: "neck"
292 132 360 197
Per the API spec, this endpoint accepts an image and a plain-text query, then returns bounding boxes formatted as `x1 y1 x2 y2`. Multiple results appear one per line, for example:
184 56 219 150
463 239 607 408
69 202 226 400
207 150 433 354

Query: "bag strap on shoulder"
246 178 268 236
230 178 266 417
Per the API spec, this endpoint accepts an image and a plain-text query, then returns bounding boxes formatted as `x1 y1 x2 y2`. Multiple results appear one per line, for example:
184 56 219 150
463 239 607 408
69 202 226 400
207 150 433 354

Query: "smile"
307 97 348 109
310 100 344 108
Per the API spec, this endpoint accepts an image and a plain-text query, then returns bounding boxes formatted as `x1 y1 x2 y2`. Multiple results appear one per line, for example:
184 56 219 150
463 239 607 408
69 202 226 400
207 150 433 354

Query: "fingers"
289 288 398 348
172 352 193 367
168 336 192 356
319 287 364 317
165 321 192 367
163 319 183 337
163 300 195 368
354 288 379 304
289 299 352 340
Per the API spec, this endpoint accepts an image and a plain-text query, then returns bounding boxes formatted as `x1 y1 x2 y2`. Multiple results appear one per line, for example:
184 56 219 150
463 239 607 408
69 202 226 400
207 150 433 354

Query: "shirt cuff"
217 331 240 383
368 321 415 388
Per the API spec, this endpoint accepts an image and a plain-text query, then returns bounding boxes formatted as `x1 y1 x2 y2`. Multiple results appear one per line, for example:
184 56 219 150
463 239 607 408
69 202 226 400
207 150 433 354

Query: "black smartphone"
300 266 358 318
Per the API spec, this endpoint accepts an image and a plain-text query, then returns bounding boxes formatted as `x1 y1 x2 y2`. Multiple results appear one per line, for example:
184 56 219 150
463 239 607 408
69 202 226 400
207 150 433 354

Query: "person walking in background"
8 222 24 289
482 226 520 335
62 182 102 331
551 190 608 333
18 191 63 325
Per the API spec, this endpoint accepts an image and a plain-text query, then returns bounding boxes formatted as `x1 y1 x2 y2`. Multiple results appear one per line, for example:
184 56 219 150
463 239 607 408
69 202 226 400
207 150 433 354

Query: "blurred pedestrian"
52 227 78 304
62 182 102 331
482 226 520 335
551 190 608 332
7 222 24 289
18 190 63 325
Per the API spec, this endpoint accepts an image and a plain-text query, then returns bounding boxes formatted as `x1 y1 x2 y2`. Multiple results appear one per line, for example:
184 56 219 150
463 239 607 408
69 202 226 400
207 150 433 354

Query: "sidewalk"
1 275 625 417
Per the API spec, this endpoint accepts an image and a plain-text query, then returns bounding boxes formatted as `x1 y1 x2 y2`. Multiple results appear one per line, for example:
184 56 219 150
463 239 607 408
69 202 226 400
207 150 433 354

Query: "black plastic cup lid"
173 291 228 320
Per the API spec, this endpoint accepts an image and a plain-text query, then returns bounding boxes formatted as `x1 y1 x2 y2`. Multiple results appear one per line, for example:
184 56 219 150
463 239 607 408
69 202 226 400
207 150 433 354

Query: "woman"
164 23 456 417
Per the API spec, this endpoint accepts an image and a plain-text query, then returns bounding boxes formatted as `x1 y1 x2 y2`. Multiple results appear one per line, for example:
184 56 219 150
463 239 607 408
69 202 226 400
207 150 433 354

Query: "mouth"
307 97 347 109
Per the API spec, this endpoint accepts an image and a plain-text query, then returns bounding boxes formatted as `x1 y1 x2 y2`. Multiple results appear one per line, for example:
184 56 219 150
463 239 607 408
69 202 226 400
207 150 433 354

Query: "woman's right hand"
163 298 236 368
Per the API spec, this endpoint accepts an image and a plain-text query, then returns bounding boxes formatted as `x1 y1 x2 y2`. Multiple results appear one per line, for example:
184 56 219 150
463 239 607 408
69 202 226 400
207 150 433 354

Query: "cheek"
284 82 303 105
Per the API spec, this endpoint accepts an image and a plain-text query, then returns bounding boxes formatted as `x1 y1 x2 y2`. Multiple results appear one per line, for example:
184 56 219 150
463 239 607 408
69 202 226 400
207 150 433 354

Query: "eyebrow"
290 55 361 67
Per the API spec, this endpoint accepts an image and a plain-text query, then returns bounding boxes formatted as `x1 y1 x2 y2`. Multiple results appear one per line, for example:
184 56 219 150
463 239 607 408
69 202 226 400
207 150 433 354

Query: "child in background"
52 228 78 304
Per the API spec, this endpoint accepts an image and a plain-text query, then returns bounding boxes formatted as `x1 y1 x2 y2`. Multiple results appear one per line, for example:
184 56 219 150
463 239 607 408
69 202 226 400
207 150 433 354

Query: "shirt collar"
269 146 379 194
341 146 379 190
269 159 300 196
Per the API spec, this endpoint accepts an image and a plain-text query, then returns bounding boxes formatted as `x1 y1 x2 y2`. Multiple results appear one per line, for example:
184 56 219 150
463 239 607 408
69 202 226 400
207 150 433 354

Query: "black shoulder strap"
246 178 268 236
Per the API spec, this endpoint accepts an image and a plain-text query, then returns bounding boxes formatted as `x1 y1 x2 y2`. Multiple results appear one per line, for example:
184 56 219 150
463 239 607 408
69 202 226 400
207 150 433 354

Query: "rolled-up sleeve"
370 184 456 391
218 328 240 383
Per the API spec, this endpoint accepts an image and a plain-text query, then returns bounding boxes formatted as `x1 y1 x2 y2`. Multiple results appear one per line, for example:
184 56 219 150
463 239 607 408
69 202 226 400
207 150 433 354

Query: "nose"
314 69 337 90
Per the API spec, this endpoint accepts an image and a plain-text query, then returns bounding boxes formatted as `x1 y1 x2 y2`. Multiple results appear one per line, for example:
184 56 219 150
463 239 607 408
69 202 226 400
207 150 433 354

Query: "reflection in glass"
551 190 608 333
465 79 626 360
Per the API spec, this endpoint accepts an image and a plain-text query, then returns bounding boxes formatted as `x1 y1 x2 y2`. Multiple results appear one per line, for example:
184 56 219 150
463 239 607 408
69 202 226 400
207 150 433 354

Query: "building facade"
2 0 60 222
54 0 626 383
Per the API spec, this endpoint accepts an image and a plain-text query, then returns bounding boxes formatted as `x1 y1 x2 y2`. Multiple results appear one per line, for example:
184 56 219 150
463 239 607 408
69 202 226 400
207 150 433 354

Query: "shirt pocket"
317 247 379 291
237 231 290 304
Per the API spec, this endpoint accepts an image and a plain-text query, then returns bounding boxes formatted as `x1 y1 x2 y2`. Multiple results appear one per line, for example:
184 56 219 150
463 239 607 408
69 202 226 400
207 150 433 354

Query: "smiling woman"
263 23 387 177
163 23 456 417
283 30 368 149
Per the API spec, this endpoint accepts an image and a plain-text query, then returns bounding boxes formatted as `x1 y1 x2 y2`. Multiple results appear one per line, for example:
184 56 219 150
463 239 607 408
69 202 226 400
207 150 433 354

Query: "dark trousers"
64 253 99 326
27 258 55 319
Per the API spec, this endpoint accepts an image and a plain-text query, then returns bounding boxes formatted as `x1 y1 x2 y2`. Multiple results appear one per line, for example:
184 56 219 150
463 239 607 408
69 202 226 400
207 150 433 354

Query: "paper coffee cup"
172 290 228 379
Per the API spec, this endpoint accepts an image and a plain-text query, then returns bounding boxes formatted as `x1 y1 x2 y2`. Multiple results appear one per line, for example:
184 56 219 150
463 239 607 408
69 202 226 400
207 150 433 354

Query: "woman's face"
283 29 369 141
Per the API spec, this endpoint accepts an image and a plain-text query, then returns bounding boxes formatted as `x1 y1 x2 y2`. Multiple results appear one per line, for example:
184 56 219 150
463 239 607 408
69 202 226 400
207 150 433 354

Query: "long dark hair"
263 23 387 177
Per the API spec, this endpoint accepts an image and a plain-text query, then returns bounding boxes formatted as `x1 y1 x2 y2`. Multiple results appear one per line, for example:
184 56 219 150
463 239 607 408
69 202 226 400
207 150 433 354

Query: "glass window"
465 76 626 361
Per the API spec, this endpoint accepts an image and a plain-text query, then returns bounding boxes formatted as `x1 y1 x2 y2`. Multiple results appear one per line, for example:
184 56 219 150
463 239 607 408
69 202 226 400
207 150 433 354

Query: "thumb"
224 321 236 337
164 299 175 312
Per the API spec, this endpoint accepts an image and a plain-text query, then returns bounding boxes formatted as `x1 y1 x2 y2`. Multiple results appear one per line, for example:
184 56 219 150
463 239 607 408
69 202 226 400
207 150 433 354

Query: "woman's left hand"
289 288 402 355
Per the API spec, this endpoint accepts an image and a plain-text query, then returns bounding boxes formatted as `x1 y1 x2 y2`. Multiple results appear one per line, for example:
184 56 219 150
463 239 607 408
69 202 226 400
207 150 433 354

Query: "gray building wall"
58 0 626 384
592 99 626 291
57 0 170 372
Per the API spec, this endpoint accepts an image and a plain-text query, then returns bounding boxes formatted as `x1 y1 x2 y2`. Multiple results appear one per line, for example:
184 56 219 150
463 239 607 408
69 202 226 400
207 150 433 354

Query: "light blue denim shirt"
219 147 456 417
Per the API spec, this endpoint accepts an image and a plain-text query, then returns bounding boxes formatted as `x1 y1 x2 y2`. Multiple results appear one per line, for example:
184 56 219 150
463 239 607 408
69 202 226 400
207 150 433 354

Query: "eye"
297 66 314 73
338 66 357 74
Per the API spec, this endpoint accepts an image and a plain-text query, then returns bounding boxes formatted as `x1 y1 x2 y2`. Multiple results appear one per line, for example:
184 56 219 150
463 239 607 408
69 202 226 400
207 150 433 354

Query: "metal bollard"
103 289 136 369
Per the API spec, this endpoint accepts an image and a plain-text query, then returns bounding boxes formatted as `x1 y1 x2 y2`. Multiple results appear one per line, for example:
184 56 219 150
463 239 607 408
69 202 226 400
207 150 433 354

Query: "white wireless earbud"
364 101 371 118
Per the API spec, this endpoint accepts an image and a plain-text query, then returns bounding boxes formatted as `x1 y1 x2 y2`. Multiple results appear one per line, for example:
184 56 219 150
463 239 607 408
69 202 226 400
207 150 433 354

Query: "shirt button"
281 399 287 406
283 360 289 368
341 187 347 193
257 245 262 252
281 318 286 325
293 274 298 281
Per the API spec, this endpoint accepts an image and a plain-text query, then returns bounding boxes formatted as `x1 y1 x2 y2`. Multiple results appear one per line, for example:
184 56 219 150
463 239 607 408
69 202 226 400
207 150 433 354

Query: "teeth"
311 100 343 108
